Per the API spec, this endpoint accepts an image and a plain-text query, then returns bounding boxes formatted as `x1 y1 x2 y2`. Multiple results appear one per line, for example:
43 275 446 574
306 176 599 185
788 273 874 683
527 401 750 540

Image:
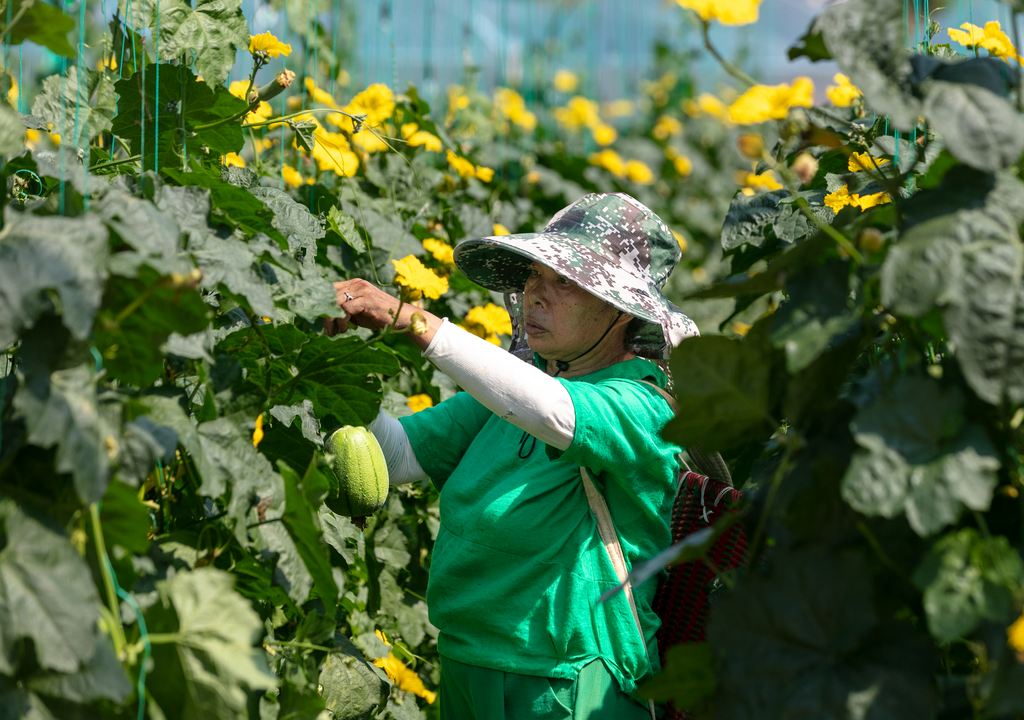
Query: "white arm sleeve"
369 410 428 485
421 318 576 450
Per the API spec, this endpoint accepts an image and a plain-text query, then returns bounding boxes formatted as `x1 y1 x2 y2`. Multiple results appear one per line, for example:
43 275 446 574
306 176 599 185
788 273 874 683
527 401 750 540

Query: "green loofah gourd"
324 426 389 518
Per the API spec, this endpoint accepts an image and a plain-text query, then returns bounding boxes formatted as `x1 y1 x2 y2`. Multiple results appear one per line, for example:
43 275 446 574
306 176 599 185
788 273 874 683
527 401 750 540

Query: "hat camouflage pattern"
452 192 699 358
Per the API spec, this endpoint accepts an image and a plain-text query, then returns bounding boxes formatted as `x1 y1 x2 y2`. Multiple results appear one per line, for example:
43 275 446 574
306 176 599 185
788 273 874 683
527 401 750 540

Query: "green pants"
439 656 654 720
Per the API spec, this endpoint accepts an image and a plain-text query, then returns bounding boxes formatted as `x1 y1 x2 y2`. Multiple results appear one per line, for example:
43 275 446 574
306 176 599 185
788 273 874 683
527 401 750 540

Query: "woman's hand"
323 279 444 348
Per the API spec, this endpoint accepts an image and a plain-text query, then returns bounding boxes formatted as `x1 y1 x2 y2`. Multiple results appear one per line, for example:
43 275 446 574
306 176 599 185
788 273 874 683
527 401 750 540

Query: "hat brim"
454 233 699 346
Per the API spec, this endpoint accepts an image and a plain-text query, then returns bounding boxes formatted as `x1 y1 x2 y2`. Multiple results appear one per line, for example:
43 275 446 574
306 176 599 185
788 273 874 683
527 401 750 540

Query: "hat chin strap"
549 312 624 378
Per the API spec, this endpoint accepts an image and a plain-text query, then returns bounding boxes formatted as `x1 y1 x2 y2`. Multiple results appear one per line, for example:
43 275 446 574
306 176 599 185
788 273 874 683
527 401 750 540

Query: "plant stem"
108 285 157 329
1014 12 1023 114
90 503 128 659
241 107 360 130
701 20 756 88
92 154 142 172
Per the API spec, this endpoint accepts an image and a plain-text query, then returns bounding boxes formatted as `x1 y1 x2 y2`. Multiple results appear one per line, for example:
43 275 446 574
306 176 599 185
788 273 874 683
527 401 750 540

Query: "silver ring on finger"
344 292 354 302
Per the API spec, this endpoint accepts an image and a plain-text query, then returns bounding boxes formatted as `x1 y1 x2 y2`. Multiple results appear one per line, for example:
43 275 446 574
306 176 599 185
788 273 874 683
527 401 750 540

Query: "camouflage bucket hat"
452 192 698 359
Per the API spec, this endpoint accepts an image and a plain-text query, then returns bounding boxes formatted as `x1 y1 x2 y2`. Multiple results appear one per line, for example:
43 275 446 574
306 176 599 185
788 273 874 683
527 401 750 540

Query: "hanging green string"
74 0 89 210
389 0 397 91
58 2 69 215
280 6 287 190
154 0 160 172
422 0 434 104
3 0 11 92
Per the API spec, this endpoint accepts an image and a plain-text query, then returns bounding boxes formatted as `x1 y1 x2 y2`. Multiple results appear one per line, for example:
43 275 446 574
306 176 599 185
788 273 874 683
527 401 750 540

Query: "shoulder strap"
636 380 733 488
580 467 658 720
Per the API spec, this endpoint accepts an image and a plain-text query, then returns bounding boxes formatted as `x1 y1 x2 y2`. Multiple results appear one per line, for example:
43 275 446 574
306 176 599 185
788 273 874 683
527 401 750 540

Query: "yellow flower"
742 171 782 191
252 414 264 448
682 93 729 122
304 77 338 108
673 155 694 177
446 149 476 179
848 151 890 173
282 164 304 189
6 77 16 104
249 31 292 58
692 267 708 283
626 159 655 185
604 99 635 118
825 185 892 212
465 303 513 337
392 255 449 299
554 96 601 131
400 122 443 152
334 83 395 133
447 84 471 121
493 87 537 131
525 170 540 184
652 115 683 140
733 321 752 336
589 149 626 177
1009 611 1024 654
827 73 862 107
553 69 579 93
592 123 617 146
372 631 436 703
222 152 246 168
850 191 891 210
949 21 1023 63
475 165 495 182
25 128 40 149
351 128 391 153
406 394 434 413
422 237 455 264
728 77 814 125
672 229 688 252
493 223 510 236
312 126 360 176
675 0 761 26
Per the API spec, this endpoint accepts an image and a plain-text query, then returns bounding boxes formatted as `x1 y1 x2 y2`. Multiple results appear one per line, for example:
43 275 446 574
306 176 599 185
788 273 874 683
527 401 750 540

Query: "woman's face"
522 262 623 361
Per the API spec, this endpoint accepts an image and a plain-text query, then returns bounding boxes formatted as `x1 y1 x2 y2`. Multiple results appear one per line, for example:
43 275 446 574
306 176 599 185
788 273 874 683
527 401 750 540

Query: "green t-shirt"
398 355 680 693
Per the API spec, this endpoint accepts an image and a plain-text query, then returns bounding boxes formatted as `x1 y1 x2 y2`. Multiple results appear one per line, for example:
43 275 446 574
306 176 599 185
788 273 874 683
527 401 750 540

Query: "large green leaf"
0 103 25 156
270 271 347 323
31 67 117 149
708 548 938 720
25 634 132 704
0 499 101 675
0 211 108 348
100 479 153 555
144 567 277 719
635 643 715 708
249 187 326 271
186 233 276 319
154 0 250 87
912 529 1023 643
720 190 785 251
663 330 777 453
278 461 338 611
770 258 859 373
2 0 75 56
112 64 247 172
93 269 211 388
318 636 390 720
923 81 1024 173
840 376 999 536
815 0 920 128
13 365 116 504
96 189 191 278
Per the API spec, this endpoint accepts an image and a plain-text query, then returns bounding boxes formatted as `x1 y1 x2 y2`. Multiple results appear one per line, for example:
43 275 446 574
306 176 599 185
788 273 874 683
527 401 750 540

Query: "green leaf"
788 26 830 62
270 271 346 323
221 163 260 188
770 258 860 373
100 479 153 555
291 119 317 152
25 634 132 704
186 233 276 319
689 234 829 301
328 206 366 253
912 529 1023 643
0 677 56 720
635 642 715 706
923 81 1024 172
816 0 920 128
0 498 101 675
0 211 109 348
154 0 250 87
31 67 116 149
320 506 360 565
94 270 210 387
4 0 76 57
13 365 116 504
720 190 786 251
840 376 1000 536
663 330 777 453
0 103 25 156
112 65 247 171
278 461 338 612
163 165 286 244
318 635 390 720
96 188 191 279
144 567 277 718
250 187 326 270
708 548 938 719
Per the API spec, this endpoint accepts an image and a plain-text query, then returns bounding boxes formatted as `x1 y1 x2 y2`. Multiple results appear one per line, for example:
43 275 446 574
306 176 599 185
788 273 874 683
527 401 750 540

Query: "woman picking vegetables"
324 192 698 719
